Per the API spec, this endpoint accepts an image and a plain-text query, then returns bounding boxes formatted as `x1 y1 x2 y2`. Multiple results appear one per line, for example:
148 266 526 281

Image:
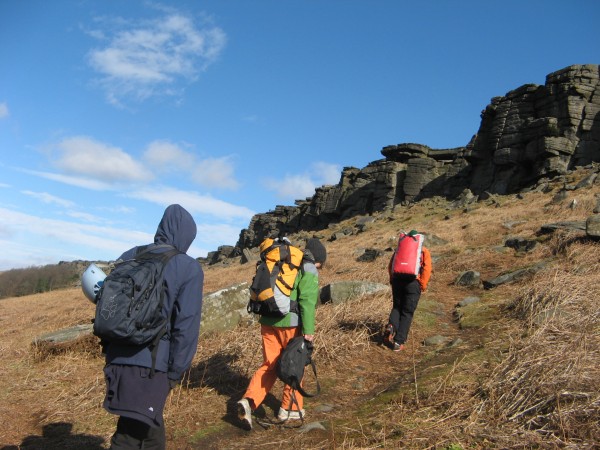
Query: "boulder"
355 248 384 262
455 270 481 287
539 221 586 234
504 237 538 252
586 214 600 239
32 324 97 358
320 281 389 305
200 283 254 334
483 261 549 289
34 324 94 346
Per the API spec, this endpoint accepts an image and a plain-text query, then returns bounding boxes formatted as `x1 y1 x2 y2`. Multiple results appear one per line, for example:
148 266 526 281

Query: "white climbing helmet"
81 263 106 304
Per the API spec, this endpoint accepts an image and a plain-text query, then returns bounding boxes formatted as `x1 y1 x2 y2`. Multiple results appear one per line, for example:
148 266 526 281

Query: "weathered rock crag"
236 64 600 252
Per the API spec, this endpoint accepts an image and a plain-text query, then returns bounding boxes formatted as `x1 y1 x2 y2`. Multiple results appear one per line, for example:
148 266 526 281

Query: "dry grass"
1 170 599 449
468 239 600 448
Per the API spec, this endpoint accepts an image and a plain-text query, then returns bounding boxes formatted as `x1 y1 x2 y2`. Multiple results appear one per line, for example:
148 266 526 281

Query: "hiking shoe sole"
237 398 252 430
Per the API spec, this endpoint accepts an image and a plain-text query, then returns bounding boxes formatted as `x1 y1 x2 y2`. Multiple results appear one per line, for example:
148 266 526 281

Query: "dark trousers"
104 364 170 450
110 416 166 450
388 278 421 345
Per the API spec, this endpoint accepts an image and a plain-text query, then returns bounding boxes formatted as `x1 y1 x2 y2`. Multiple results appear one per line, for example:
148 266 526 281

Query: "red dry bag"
391 232 424 280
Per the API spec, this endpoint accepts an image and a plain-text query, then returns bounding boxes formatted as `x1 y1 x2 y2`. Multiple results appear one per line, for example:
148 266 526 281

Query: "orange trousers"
243 324 302 411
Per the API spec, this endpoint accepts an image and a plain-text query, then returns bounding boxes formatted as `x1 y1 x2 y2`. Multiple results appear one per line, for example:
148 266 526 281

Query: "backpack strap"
279 389 305 428
135 243 178 259
295 358 321 398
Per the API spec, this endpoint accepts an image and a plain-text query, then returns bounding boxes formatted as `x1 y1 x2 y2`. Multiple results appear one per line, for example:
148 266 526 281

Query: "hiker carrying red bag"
382 230 432 351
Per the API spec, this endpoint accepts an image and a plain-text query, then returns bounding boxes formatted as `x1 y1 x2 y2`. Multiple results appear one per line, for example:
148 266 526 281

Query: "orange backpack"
248 238 304 317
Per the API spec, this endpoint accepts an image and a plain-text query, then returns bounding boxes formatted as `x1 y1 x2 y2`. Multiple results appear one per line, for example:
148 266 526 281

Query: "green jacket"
259 256 319 334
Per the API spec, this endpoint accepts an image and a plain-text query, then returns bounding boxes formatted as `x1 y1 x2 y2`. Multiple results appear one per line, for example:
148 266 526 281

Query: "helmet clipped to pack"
81 263 107 304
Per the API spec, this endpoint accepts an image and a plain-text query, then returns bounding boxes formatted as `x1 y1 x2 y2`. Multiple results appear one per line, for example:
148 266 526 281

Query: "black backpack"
93 244 181 373
277 336 321 398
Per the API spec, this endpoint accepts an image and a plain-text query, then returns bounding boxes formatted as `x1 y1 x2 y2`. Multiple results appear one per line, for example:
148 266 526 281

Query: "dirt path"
184 280 478 450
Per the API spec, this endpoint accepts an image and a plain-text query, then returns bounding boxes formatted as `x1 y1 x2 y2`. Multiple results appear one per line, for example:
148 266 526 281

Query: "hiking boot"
392 342 406 352
237 398 252 430
277 407 306 421
382 324 395 346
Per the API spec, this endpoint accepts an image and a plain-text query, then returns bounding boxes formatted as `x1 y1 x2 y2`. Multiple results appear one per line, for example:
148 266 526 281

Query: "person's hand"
303 334 314 342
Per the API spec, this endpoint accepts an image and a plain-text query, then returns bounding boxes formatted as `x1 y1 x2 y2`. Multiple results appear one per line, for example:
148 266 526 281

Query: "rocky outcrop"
466 64 600 194
234 65 600 253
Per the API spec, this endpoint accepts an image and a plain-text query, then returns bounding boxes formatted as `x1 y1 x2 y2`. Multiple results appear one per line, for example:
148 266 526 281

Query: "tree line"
0 263 80 299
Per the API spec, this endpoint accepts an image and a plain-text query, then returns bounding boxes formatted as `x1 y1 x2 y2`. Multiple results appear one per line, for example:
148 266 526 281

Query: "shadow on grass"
187 351 295 435
1 422 105 450
338 320 385 344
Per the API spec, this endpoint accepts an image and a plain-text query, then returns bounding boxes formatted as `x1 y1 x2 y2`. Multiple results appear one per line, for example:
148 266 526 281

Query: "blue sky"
0 0 599 270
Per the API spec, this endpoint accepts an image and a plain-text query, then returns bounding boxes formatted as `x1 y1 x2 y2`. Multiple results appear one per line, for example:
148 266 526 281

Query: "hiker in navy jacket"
103 204 204 450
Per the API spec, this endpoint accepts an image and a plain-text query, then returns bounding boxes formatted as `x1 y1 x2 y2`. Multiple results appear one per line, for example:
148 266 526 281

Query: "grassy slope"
0 168 598 449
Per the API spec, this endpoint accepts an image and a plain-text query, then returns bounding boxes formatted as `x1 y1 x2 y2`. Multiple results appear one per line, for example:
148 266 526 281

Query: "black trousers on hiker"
388 278 422 345
110 416 166 450
104 364 170 450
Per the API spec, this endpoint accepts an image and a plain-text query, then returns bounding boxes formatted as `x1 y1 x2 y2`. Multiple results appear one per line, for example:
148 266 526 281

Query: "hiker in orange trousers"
237 238 327 430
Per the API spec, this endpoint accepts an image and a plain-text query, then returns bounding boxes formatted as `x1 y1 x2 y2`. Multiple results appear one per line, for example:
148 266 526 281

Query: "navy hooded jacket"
105 204 204 382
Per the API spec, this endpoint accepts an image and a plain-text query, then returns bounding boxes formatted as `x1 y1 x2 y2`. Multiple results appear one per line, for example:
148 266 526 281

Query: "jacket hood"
154 204 197 253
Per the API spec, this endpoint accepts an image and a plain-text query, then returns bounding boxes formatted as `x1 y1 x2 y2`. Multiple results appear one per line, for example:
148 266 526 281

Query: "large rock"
586 214 600 239
320 281 389 305
483 261 549 289
35 324 94 345
200 283 254 334
32 324 98 358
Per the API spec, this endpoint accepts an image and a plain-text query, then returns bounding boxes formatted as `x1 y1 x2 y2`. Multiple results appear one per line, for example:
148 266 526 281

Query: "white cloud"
0 207 154 269
144 140 240 190
144 140 195 170
66 211 105 223
196 222 243 248
125 186 254 220
30 136 240 192
53 136 154 183
264 174 318 200
0 102 8 119
263 161 341 200
87 12 226 105
313 161 341 185
0 239 61 270
23 169 115 191
98 205 136 214
21 190 75 208
191 156 239 190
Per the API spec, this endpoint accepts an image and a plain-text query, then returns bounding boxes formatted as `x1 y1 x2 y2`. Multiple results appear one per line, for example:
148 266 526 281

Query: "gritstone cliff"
229 64 600 254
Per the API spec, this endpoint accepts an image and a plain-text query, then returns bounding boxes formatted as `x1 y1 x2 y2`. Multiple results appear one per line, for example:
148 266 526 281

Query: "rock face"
466 64 600 194
236 65 600 251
